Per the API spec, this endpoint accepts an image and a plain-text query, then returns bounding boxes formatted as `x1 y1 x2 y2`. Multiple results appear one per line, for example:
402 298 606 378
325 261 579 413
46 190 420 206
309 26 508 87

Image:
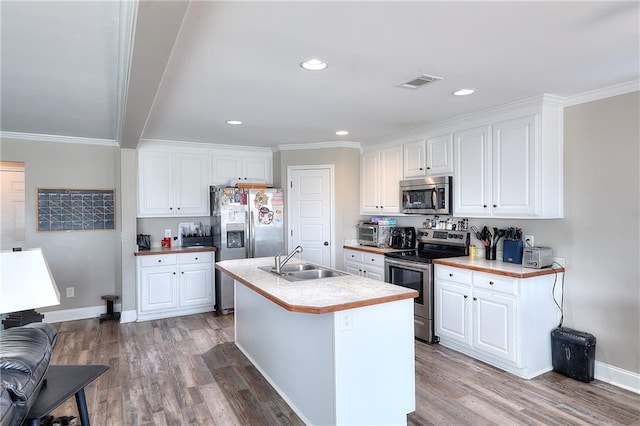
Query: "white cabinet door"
472 288 517 364
138 150 208 217
426 133 453 176
211 154 244 184
244 156 272 182
140 266 178 312
379 146 403 214
360 150 380 214
210 151 272 185
364 267 384 282
174 152 209 216
179 263 214 307
492 116 537 217
342 249 384 282
361 146 402 214
403 140 426 178
138 151 174 216
453 126 492 216
435 280 471 346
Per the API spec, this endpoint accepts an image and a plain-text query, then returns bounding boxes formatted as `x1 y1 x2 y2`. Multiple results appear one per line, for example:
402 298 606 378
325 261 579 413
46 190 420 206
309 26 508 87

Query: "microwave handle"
431 188 437 208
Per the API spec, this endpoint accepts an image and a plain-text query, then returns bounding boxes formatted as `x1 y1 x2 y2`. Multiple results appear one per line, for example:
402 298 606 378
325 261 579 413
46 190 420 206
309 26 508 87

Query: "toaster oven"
356 223 394 248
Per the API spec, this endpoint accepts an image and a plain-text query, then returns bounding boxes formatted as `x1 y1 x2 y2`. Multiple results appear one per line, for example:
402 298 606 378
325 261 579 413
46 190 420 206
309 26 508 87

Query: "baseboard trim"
43 304 122 324
595 361 640 394
120 310 137 323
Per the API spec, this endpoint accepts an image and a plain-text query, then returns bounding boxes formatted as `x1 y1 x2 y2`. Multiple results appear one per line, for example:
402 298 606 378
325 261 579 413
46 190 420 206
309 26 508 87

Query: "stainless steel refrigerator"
211 186 285 313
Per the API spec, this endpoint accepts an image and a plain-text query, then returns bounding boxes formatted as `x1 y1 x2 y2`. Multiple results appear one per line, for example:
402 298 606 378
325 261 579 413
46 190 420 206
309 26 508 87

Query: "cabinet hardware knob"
483 205 487 208
177 207 181 210
173 272 176 275
426 167 430 170
158 260 162 263
449 273 453 277
463 295 468 298
493 204 497 208
473 297 477 301
420 167 424 170
489 281 494 285
169 207 173 210
324 241 329 246
195 257 198 260
181 271 184 274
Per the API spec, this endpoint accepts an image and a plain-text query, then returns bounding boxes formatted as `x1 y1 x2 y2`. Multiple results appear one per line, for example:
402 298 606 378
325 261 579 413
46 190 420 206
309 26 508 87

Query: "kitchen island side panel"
333 297 416 425
234 282 336 425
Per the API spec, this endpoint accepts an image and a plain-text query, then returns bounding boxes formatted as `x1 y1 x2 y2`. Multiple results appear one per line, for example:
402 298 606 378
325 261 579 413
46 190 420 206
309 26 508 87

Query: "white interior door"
287 166 333 267
1 163 26 251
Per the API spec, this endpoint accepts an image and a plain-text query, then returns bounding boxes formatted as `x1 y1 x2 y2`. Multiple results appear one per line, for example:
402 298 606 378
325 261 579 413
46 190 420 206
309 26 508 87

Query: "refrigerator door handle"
249 210 256 257
245 211 251 258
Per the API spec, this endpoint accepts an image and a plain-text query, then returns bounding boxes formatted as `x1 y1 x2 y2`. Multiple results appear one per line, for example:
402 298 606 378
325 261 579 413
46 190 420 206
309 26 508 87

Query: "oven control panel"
417 228 469 245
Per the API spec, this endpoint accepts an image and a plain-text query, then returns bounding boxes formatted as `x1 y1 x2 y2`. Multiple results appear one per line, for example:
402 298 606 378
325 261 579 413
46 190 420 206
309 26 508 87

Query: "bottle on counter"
469 245 476 258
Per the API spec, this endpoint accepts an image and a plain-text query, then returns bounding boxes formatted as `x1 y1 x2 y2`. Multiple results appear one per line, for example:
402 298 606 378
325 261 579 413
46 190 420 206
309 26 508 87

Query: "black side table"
26 364 109 426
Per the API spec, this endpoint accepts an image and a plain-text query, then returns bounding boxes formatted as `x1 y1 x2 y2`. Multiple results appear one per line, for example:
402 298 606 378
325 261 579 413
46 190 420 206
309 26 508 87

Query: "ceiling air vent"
398 74 443 89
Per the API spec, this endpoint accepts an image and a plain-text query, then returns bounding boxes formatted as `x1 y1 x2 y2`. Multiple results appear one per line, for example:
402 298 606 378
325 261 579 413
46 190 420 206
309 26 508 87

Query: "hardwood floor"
47 313 639 425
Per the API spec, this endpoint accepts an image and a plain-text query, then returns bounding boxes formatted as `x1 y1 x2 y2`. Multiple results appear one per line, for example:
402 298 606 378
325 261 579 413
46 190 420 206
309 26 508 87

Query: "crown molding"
0 131 118 146
138 138 273 153
276 141 361 152
562 80 640 107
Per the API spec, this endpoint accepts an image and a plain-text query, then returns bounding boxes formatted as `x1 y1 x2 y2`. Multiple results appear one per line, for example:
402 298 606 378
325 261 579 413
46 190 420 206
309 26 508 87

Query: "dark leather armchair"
0 323 57 426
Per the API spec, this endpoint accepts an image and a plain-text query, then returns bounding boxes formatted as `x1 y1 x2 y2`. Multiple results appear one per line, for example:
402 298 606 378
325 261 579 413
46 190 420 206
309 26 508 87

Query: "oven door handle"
384 257 431 272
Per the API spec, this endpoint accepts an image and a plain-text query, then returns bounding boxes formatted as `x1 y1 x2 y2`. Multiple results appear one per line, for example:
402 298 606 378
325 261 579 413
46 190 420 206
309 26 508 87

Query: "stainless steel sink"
259 264 347 281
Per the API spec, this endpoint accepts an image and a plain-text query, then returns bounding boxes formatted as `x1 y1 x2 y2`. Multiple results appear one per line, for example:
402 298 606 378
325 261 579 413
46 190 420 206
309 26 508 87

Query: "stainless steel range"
384 228 469 343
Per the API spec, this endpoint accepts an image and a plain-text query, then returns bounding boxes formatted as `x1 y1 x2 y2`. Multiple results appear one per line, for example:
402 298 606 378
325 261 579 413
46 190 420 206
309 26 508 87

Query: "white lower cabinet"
343 249 385 281
435 264 561 379
137 252 215 321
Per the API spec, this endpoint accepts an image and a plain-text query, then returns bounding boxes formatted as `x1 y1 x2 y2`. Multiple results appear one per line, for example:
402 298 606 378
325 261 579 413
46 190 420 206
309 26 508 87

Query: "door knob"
323 241 329 246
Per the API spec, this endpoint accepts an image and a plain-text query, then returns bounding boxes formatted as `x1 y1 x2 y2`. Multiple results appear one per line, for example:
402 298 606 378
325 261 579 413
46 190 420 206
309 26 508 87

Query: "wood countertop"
134 246 217 256
342 244 407 255
215 257 418 314
433 256 565 279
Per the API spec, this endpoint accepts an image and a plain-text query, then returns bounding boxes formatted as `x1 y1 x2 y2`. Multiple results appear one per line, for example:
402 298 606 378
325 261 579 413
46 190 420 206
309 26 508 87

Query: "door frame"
286 164 335 268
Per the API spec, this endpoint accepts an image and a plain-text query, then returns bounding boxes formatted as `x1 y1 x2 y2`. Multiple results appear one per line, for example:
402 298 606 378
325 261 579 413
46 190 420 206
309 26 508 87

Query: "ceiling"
1 1 639 150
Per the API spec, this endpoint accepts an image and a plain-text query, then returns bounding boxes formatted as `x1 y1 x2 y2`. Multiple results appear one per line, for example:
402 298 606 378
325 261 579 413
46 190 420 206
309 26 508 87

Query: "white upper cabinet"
210 149 272 185
138 150 209 217
361 145 403 214
403 134 453 178
453 98 563 218
426 133 454 176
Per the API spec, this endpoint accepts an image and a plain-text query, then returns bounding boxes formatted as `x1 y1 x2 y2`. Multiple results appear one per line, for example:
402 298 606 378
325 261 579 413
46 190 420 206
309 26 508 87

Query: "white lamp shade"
0 248 61 313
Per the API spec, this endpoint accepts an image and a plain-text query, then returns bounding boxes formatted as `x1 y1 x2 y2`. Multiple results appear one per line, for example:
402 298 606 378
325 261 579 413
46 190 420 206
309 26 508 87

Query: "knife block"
503 240 524 264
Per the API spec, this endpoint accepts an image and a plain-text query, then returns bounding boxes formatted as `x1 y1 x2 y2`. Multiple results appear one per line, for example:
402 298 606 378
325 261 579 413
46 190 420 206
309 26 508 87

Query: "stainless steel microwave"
400 176 452 215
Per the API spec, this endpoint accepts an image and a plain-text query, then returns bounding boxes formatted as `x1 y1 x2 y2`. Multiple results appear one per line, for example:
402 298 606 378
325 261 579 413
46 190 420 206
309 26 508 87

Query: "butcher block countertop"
433 256 565 279
342 244 407 255
215 257 418 314
134 246 217 256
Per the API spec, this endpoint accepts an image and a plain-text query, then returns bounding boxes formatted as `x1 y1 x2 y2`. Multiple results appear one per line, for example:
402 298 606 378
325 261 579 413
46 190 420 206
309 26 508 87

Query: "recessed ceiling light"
453 88 475 96
336 130 349 136
226 120 242 125
300 58 328 71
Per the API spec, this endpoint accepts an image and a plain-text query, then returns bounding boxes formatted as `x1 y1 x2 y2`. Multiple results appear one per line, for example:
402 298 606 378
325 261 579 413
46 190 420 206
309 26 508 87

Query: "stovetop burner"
385 228 470 264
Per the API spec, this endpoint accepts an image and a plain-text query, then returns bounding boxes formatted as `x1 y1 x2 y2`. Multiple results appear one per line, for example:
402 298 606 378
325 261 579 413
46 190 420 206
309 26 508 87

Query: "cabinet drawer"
344 250 364 263
139 254 177 267
178 252 213 264
473 272 517 295
436 265 472 285
362 253 384 267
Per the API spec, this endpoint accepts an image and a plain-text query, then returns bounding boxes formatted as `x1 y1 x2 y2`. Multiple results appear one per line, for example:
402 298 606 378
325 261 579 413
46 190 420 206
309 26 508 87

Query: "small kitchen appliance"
400 176 452 215
523 247 553 268
389 227 416 249
384 228 469 343
356 223 394 248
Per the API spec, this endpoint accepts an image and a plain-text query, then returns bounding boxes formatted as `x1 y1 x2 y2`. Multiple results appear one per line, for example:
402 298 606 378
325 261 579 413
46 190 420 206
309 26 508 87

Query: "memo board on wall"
37 188 115 232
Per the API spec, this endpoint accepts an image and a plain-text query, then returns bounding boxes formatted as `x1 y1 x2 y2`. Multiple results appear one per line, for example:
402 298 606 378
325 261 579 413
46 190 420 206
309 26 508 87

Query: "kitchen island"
215 257 418 426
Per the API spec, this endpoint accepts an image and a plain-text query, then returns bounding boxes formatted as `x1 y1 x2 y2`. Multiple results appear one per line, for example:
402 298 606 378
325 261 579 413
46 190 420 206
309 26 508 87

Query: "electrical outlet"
338 311 353 331
524 234 534 247
66 287 75 298
164 229 172 238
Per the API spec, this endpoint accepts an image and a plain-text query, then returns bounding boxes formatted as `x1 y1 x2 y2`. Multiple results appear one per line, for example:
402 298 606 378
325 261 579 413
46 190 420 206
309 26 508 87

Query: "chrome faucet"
274 245 303 274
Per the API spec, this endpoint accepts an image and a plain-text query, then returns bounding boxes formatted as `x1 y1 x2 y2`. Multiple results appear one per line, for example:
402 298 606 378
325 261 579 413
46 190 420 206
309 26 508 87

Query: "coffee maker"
389 227 416 249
